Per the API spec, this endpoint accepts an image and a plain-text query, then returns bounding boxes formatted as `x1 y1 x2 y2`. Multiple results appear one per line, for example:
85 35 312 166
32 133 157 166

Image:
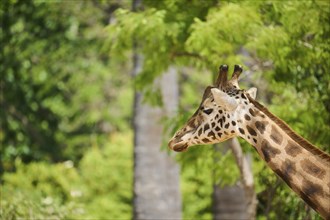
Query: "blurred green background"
1 0 329 219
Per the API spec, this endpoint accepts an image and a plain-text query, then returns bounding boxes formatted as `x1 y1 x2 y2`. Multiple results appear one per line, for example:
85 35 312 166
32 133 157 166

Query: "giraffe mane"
246 94 330 163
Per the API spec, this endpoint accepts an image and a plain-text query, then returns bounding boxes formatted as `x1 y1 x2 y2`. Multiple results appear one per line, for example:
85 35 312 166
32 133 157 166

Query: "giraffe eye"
203 109 213 115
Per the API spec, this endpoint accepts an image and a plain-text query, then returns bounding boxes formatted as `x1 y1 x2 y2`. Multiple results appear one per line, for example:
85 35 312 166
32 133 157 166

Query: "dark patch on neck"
261 139 281 162
301 159 326 180
301 179 323 203
204 124 210 132
246 125 257 136
270 125 283 145
274 159 296 188
255 121 268 134
299 194 318 216
285 140 302 157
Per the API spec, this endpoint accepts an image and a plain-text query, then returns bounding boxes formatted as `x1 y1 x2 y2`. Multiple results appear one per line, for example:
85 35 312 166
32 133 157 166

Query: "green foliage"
2 0 329 219
1 0 133 171
1 132 133 219
106 8 179 88
79 132 133 219
180 148 213 219
249 1 330 114
106 0 218 97
186 2 261 68
269 82 330 148
1 160 84 219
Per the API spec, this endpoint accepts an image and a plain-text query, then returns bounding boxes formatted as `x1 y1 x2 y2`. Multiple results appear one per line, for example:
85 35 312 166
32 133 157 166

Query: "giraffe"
168 64 330 219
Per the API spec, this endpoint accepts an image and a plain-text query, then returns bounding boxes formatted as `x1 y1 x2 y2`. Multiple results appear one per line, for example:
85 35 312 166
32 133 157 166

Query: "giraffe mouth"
168 140 189 152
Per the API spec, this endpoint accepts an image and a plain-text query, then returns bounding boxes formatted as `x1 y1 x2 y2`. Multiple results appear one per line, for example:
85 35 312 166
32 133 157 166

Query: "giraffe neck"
237 98 330 219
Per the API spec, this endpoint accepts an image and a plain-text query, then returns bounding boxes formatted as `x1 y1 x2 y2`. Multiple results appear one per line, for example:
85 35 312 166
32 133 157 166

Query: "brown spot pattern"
302 179 323 199
218 118 223 127
249 108 256 116
202 138 210 143
255 121 267 134
238 128 245 135
244 114 251 121
246 125 257 136
261 139 281 162
208 131 216 139
186 118 196 128
270 125 283 145
284 140 302 157
301 159 326 180
275 160 296 188
198 128 202 136
204 124 210 131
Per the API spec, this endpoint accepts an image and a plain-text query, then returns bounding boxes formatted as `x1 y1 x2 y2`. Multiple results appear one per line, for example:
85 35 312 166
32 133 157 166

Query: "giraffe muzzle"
168 139 188 152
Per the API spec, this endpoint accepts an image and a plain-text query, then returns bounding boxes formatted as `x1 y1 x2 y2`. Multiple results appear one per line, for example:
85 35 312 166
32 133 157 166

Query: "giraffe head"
168 64 257 152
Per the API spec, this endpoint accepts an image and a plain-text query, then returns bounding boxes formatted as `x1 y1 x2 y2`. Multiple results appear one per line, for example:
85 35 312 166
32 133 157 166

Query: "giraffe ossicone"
168 64 330 219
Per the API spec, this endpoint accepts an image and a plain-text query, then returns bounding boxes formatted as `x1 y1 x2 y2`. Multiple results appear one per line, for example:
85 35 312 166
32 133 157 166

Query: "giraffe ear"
211 88 238 111
247 87 257 99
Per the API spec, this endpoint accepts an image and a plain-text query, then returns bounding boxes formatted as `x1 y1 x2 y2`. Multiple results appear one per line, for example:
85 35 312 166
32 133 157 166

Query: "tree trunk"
230 138 258 219
132 42 182 219
213 138 257 220
213 184 249 220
